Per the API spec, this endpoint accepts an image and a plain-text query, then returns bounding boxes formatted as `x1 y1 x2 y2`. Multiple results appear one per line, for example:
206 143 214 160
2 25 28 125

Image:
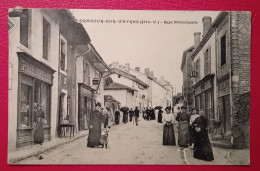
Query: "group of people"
87 104 141 148
142 107 156 121
162 106 214 161
87 103 109 148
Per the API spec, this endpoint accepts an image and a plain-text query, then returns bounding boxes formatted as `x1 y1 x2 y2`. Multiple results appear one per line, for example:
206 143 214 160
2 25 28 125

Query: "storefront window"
19 84 32 128
34 80 51 126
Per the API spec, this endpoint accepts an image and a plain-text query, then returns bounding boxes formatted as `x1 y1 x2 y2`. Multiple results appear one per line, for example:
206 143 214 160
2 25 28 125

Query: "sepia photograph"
8 8 251 165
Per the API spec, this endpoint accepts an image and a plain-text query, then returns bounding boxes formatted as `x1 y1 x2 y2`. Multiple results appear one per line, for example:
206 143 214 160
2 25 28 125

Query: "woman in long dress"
192 111 214 161
163 107 176 146
176 106 190 148
33 105 45 145
87 103 103 148
157 109 163 123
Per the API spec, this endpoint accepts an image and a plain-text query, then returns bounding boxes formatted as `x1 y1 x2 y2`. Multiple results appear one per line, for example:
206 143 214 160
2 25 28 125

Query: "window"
221 34 227 66
204 47 211 75
94 68 100 78
19 84 32 128
60 35 67 72
43 17 51 60
195 59 200 82
20 9 31 48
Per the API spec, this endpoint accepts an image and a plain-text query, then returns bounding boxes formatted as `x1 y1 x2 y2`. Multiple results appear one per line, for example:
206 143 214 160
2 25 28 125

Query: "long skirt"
123 114 128 123
163 123 176 146
194 129 214 161
158 113 162 123
87 125 101 147
178 121 189 147
33 122 44 144
115 116 119 125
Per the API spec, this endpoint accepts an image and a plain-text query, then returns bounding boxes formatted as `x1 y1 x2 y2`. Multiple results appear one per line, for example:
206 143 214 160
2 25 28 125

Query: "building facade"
186 11 251 137
8 9 111 152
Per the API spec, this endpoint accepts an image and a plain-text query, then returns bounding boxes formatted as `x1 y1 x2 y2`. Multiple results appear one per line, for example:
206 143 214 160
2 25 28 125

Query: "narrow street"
17 117 234 165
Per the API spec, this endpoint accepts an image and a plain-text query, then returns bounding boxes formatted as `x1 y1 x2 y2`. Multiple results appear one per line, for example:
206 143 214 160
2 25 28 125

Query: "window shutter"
208 47 211 73
204 51 208 75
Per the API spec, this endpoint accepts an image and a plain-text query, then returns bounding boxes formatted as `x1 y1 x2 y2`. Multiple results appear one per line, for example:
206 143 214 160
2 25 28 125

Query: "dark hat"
95 102 101 107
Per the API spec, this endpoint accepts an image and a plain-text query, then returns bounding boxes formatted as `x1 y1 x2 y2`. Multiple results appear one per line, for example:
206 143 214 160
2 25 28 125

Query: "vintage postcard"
8 9 251 165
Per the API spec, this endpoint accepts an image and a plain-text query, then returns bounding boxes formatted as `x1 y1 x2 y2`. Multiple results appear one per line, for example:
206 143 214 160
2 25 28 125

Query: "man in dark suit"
134 107 140 126
129 108 134 122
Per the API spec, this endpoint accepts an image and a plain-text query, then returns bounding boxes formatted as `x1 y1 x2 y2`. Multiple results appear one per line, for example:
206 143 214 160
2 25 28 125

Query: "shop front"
217 75 231 133
17 52 55 148
78 83 94 131
193 74 215 121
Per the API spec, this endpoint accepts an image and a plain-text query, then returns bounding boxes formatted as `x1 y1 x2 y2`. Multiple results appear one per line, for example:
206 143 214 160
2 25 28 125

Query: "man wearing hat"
87 102 103 148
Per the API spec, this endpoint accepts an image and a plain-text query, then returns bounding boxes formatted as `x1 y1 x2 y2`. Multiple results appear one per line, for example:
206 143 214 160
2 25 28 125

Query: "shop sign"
20 59 52 84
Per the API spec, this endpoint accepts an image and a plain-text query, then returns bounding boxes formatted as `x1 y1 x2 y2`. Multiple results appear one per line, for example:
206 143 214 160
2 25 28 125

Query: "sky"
70 10 219 94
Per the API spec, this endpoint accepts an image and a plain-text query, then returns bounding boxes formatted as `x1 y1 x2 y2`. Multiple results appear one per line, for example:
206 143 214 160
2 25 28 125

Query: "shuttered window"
204 47 211 75
221 35 227 66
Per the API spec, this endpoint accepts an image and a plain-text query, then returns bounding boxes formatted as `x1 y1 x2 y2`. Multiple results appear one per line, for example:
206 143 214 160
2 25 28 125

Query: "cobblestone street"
16 117 239 165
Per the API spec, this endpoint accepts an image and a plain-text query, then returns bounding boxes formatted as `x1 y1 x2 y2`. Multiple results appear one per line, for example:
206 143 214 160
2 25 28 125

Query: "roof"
88 43 112 73
107 68 149 88
191 12 229 60
104 82 137 92
181 46 194 71
52 9 91 45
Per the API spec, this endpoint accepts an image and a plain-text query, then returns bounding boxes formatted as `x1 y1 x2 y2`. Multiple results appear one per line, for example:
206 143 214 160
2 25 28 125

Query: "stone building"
186 11 251 140
8 9 111 152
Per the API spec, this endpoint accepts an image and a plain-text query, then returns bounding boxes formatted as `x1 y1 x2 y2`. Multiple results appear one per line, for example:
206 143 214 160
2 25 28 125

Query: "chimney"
150 70 154 78
144 68 150 76
194 32 201 48
135 67 140 72
202 16 212 37
161 76 164 81
125 63 130 73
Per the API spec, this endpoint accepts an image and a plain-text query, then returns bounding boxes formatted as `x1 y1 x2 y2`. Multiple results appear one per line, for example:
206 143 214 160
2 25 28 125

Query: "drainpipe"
229 12 233 132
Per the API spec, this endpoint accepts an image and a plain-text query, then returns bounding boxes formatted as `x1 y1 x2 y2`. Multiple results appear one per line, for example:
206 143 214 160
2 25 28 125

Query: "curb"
8 132 88 164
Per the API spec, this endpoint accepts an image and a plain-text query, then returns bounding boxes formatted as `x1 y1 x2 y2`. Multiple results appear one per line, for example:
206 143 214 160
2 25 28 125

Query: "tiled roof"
104 82 137 91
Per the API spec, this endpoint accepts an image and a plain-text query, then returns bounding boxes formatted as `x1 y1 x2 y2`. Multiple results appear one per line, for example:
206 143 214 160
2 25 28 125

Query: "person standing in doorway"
33 104 45 145
176 106 190 148
134 107 140 126
87 102 103 148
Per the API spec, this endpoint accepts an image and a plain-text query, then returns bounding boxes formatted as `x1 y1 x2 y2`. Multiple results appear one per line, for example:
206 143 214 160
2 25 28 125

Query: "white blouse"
163 114 174 123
